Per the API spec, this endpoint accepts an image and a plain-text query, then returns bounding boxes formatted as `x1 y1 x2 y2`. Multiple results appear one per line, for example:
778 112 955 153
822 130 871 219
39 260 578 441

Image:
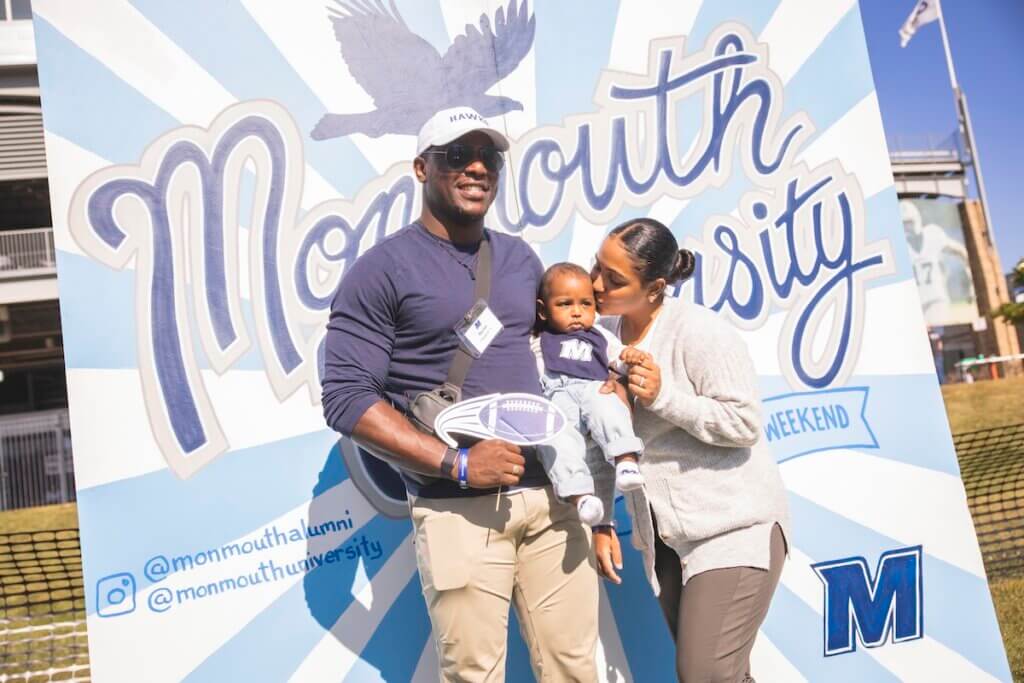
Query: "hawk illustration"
311 0 535 141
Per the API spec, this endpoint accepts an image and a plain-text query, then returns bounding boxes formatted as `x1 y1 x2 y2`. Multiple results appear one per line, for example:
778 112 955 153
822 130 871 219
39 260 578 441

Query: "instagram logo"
96 572 136 617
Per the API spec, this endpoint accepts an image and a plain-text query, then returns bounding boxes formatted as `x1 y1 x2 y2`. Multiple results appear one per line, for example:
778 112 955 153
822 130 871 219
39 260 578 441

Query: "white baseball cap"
416 106 510 156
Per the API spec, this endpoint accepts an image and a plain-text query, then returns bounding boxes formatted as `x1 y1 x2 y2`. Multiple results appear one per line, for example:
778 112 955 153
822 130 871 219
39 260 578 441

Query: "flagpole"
934 0 958 90
935 1 998 248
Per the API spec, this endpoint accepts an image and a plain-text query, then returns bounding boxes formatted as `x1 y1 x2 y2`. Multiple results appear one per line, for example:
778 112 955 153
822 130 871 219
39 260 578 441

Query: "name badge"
455 299 503 359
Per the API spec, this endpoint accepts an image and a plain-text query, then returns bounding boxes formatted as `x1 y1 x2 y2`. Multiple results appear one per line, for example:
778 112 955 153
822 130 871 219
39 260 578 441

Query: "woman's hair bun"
669 249 695 284
608 218 696 286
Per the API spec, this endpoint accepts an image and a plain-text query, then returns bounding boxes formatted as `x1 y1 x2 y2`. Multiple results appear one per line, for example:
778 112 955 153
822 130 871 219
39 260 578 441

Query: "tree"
994 257 1024 324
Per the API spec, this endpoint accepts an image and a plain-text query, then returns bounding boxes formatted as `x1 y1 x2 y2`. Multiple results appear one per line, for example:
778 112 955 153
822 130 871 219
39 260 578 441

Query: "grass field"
0 377 1022 679
942 375 1024 681
0 502 78 534
1 505 88 680
992 576 1024 682
941 375 1024 434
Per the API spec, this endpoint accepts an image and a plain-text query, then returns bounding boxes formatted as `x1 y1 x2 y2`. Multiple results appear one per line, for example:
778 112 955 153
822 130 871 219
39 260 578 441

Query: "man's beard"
435 191 495 228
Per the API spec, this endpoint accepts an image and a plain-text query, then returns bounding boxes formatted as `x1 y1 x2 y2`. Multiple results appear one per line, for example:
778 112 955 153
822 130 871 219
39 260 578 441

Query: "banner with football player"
900 197 980 328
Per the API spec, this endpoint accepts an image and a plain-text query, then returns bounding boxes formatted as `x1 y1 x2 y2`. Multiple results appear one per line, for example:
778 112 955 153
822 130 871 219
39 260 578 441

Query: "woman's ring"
639 376 646 388
512 464 521 475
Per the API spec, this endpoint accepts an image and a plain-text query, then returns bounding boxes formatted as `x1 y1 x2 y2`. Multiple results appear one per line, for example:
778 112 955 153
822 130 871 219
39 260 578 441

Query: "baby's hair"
539 262 592 301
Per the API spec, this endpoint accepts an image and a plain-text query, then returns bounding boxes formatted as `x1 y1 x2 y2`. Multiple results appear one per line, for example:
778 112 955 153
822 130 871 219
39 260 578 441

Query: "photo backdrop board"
32 0 1011 680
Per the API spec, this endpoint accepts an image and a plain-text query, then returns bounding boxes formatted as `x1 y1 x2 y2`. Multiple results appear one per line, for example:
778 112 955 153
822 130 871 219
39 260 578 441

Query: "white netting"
0 531 90 682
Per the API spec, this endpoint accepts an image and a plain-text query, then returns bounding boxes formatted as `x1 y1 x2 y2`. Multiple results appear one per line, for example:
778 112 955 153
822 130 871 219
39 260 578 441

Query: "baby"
533 262 644 525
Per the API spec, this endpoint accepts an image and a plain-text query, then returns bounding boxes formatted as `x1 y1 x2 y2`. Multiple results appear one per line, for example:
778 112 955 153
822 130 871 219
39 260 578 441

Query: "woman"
590 218 790 683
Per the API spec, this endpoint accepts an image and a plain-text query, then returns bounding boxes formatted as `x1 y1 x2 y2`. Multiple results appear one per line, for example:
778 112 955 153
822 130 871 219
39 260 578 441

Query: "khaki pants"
410 486 598 682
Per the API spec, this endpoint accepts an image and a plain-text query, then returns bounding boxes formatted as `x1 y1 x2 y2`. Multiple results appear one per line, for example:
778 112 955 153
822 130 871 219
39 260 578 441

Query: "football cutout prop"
434 393 568 447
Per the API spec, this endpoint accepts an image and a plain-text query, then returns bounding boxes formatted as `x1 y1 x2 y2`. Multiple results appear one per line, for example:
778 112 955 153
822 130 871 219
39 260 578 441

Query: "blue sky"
859 0 1024 273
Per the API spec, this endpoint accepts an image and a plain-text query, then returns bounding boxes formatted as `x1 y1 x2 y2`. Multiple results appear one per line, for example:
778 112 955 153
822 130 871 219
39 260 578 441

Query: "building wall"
960 199 1022 375
0 177 50 229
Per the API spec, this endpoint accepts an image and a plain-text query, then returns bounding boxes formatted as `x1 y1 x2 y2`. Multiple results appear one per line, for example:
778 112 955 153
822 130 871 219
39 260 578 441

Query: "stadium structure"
0 4 73 511
890 132 1021 382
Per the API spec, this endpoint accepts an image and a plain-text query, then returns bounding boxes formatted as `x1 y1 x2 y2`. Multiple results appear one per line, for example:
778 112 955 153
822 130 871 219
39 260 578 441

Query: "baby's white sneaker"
576 495 605 526
615 460 644 492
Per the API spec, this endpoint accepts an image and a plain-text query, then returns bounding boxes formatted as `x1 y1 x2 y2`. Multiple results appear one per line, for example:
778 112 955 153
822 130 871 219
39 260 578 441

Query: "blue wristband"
457 448 470 489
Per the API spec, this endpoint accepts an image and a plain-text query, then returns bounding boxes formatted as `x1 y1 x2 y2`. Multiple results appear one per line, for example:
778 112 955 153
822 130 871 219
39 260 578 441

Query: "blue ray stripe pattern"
78 432 347 609
533 0 620 126
788 493 1010 679
183 517 413 681
33 17 178 164
127 0 376 198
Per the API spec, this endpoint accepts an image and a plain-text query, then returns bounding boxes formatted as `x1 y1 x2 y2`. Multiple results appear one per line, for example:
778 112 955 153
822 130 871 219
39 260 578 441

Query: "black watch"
440 446 459 479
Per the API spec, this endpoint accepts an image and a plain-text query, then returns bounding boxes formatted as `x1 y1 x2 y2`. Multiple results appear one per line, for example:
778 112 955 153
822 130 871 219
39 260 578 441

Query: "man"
321 106 599 682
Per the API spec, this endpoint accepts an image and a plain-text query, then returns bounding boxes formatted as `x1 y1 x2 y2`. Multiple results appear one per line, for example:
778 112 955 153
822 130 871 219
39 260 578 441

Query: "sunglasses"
421 143 505 173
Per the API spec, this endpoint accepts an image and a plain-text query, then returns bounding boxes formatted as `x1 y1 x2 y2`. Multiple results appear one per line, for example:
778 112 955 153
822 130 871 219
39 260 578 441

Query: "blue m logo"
811 546 924 656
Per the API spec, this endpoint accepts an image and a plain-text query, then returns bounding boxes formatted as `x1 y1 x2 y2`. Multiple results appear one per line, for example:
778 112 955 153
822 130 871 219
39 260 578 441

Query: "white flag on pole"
899 0 940 47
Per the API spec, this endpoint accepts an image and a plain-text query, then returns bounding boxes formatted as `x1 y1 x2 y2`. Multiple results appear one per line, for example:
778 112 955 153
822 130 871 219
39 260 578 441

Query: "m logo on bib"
559 339 594 362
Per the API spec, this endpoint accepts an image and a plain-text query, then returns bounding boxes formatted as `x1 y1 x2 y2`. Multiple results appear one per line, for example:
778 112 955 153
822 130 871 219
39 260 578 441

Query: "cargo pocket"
415 511 470 592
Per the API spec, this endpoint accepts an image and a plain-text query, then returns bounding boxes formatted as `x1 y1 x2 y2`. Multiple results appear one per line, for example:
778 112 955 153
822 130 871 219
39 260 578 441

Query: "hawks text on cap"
416 106 510 155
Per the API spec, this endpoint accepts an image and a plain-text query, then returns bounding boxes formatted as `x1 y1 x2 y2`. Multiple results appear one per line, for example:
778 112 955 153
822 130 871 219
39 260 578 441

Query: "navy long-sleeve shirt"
321 221 549 497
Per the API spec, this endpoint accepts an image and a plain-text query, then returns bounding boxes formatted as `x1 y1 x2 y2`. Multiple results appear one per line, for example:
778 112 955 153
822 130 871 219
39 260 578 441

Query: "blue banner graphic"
764 387 878 462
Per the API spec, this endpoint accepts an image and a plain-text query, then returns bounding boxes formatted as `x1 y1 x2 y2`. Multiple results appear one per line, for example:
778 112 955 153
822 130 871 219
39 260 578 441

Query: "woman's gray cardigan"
594 298 790 592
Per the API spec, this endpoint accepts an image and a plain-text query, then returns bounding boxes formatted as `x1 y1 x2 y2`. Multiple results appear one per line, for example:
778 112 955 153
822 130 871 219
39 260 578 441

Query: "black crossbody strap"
445 236 492 389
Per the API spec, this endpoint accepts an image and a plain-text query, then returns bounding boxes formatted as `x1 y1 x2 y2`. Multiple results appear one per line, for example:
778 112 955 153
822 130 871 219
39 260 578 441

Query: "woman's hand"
620 347 661 407
593 525 623 584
